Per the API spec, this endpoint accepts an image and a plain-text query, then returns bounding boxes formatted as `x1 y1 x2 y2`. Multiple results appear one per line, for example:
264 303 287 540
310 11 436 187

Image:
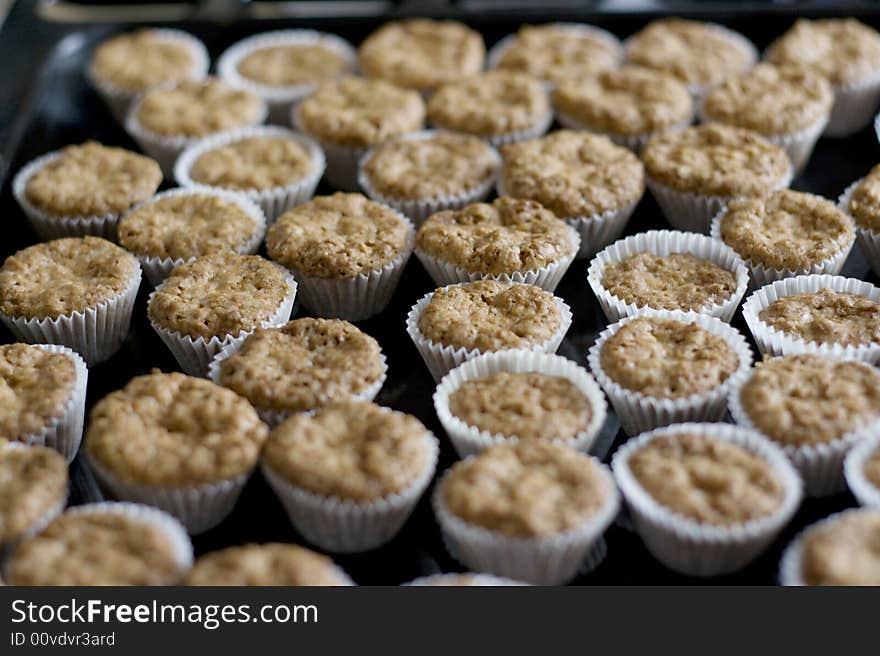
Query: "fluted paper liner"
823 69 880 138
838 178 880 278
844 434 880 507
556 112 692 153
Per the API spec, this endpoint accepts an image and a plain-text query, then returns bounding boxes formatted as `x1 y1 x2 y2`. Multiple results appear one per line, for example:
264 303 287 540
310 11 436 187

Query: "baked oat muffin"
407 573 525 586
846 165 880 233
0 443 67 546
188 136 312 192
791 509 880 585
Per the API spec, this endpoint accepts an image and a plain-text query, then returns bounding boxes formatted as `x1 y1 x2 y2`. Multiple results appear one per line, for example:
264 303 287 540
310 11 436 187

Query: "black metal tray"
2 0 879 585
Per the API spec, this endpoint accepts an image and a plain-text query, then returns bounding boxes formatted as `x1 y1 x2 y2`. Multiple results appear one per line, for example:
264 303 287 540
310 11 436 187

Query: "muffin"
173 126 325 223
712 189 854 286
0 236 141 364
266 192 414 320
414 197 579 291
406 280 572 381
87 28 209 122
845 434 880 508
612 423 802 577
588 312 751 435
86 372 268 533
766 18 880 137
217 29 357 124
125 77 267 174
118 187 267 286
208 317 387 426
641 123 792 232
147 253 296 376
5 502 193 586
840 165 880 277
357 19 485 94
701 63 833 172
553 65 693 151
729 354 880 496
184 543 353 586
294 76 426 190
358 131 501 225
0 343 87 461
262 400 439 552
499 130 645 259
433 439 619 584
433 350 607 457
405 573 525 586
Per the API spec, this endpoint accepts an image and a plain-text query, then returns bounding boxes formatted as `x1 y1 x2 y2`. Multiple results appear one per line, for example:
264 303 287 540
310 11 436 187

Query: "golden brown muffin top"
237 43 348 87
848 164 880 233
184 543 349 586
0 444 68 543
188 135 314 191
90 29 198 92
800 510 880 585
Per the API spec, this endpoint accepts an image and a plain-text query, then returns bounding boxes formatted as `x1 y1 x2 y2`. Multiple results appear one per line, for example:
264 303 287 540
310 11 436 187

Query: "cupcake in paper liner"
779 508 880 585
85 372 269 534
404 572 527 586
839 170 880 278
497 130 644 260
845 434 880 507
87 28 210 123
709 190 855 288
741 274 880 363
0 236 141 365
587 310 752 436
266 193 413 321
587 230 749 324
414 197 579 292
147 253 297 377
217 30 357 125
261 401 439 553
293 76 426 191
406 280 573 381
4 502 193 585
125 77 268 175
118 187 267 287
612 423 802 578
173 126 325 224
432 439 620 585
207 317 388 428
12 142 163 241
642 123 793 234
433 350 607 458
357 130 501 225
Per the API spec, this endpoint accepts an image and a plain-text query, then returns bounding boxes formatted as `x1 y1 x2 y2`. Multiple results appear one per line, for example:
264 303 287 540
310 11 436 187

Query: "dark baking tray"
2 0 879 585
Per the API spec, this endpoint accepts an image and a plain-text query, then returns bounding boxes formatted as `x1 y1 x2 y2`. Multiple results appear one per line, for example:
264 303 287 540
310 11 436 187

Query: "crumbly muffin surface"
237 44 348 86
418 280 562 352
739 354 880 446
218 318 384 413
440 440 609 537
0 445 67 543
628 433 784 526
801 510 880 585
184 543 349 586
87 372 267 486
147 253 289 339
501 130 644 217
416 198 575 275
848 164 880 233
0 236 138 318
600 317 740 398
90 29 197 92
25 141 162 217
267 193 410 279
264 401 432 501
189 136 313 191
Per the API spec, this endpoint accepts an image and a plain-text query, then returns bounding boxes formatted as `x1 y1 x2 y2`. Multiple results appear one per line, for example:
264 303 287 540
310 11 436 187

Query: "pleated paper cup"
433 350 607 458
432 456 620 585
844 434 880 507
556 112 692 153
261 426 439 553
124 187 268 287
838 178 880 277
588 309 753 436
87 29 210 124
217 30 357 125
613 422 803 577
741 274 880 363
587 230 750 323
291 103 369 192
477 110 554 148
406 284 573 381
823 70 880 138
173 125 325 225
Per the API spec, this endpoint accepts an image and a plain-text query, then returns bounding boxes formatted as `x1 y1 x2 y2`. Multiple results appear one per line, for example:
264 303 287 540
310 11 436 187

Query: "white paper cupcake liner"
124 187 268 287
432 455 620 585
404 573 528 586
587 229 750 323
588 309 753 436
173 125 325 225
406 283 573 381
433 350 607 458
261 426 439 553
357 130 502 225
613 422 803 577
823 70 880 138
289 103 367 192
148 268 297 377
480 110 554 148
838 178 880 277
0 263 142 366
844 433 880 507
217 30 357 125
87 29 210 124
741 274 880 363
556 111 692 153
